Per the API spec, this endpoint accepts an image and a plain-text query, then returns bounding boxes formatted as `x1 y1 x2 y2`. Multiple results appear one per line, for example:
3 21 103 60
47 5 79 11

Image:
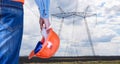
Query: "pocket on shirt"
0 6 23 32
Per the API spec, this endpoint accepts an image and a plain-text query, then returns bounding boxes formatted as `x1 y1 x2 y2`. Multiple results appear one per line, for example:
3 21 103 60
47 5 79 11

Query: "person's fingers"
39 19 42 30
39 18 44 30
44 18 51 30
40 18 51 31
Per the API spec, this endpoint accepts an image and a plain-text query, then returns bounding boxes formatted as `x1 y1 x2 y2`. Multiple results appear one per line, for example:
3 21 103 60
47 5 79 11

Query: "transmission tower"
51 3 97 56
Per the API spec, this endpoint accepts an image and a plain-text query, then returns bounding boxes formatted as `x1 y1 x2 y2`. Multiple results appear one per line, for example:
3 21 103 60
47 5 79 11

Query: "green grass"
23 60 120 64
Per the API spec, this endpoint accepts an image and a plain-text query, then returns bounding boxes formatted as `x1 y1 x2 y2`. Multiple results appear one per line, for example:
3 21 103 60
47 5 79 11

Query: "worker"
0 0 50 64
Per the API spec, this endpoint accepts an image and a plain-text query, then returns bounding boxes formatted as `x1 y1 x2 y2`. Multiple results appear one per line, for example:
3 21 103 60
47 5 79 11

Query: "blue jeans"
0 1 23 64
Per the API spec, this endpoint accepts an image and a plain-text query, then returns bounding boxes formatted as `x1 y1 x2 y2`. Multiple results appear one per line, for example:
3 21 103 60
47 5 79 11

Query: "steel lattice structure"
51 5 97 56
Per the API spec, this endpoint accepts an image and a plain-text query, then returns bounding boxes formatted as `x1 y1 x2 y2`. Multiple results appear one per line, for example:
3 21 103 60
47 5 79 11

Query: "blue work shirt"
35 0 50 18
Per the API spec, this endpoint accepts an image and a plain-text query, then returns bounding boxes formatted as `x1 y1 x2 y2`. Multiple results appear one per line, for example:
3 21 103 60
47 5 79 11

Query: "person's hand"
39 17 51 30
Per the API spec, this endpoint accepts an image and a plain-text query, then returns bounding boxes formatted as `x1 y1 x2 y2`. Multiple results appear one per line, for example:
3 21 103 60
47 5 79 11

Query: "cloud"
94 41 120 56
92 25 117 42
54 0 77 12
20 0 120 56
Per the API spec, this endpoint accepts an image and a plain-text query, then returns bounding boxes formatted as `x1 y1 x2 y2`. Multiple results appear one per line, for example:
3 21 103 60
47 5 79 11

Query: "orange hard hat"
29 28 60 59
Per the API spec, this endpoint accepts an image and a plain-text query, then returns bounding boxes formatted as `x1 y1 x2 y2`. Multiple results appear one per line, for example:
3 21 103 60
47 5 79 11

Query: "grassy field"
22 60 120 64
20 56 120 64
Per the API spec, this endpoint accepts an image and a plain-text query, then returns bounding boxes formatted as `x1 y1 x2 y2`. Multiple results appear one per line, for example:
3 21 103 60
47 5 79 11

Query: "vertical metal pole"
83 17 96 56
58 18 64 36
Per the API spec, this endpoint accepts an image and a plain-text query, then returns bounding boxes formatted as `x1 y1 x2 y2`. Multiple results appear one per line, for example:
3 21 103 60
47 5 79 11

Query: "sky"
20 0 120 56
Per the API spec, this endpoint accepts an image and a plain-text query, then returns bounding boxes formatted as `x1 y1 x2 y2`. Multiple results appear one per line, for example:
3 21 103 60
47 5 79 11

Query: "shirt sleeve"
35 0 50 18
